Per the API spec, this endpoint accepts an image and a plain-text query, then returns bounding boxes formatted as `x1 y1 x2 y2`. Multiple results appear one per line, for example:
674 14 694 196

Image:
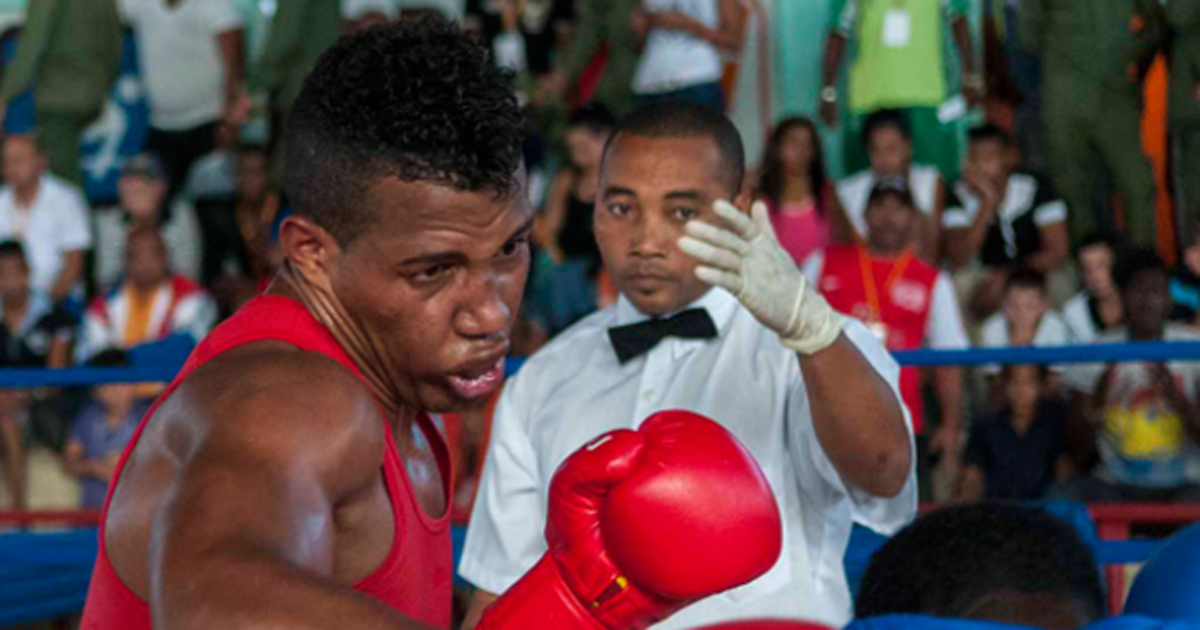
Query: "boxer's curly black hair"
284 18 525 245
855 503 1104 624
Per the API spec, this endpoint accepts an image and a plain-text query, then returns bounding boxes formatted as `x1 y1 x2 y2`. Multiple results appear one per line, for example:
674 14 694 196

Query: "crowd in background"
0 0 1197 521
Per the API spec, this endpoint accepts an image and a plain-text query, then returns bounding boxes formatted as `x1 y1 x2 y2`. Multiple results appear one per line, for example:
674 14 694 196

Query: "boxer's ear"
279 215 339 291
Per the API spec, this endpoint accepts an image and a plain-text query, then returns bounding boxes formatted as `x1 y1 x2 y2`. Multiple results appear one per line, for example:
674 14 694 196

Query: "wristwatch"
820 86 838 104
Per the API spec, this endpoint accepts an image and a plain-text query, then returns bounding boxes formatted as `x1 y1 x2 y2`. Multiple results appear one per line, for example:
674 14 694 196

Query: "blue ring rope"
2 341 1199 388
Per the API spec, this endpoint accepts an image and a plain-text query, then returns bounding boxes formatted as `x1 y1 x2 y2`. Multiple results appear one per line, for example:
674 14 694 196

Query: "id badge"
882 9 912 48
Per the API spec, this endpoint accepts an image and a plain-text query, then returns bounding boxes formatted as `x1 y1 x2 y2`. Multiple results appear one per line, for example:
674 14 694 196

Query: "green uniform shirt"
559 0 639 115
1021 0 1166 103
831 0 967 112
1167 0 1200 127
0 0 122 114
255 0 341 113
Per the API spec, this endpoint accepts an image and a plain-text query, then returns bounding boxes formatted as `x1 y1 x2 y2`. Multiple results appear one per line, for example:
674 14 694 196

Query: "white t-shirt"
1064 325 1200 487
459 288 916 627
92 201 203 290
978 310 1071 373
120 0 243 130
633 0 725 95
801 250 970 352
0 175 92 296
1062 291 1105 344
837 165 941 239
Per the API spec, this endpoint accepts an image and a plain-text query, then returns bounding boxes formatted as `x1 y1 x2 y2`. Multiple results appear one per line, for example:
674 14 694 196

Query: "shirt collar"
613 288 740 359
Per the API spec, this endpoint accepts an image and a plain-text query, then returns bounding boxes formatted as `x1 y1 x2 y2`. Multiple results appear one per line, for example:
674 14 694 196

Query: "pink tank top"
80 295 453 629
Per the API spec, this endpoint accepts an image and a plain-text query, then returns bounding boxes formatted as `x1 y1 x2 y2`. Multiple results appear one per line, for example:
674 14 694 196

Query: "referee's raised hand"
678 199 843 355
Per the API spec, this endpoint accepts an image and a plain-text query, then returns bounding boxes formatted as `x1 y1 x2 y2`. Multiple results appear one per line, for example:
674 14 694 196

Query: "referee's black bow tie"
607 309 718 364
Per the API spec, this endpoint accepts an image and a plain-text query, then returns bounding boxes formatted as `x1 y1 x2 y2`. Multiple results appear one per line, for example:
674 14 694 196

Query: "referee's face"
596 133 745 317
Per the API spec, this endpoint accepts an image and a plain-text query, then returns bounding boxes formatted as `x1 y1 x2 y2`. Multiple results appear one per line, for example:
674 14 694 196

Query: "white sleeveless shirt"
632 0 725 95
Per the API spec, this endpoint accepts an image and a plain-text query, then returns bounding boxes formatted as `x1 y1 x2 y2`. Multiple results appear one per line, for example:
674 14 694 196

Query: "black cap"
121 153 166 181
867 175 916 210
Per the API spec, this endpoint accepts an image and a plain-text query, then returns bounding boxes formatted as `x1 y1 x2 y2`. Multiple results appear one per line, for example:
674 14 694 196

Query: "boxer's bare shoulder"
104 340 396 603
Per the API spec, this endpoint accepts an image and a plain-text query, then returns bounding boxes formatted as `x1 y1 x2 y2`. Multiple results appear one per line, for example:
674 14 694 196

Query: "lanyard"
858 244 912 322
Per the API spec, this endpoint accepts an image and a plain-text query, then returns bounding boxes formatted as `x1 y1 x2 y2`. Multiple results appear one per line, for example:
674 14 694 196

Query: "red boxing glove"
478 410 782 630
690 622 834 630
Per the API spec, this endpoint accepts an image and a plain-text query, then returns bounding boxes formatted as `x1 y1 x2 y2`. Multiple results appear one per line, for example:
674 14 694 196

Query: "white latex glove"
678 200 843 355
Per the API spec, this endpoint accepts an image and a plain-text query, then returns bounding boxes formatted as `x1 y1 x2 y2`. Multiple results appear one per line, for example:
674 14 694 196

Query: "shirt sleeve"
925 272 969 350
941 184 971 229
787 318 917 536
172 291 218 342
829 0 856 36
117 0 138 23
201 0 244 33
1032 185 1068 227
944 0 969 19
801 250 825 286
458 374 547 594
58 185 93 251
1063 362 1106 395
0 0 57 104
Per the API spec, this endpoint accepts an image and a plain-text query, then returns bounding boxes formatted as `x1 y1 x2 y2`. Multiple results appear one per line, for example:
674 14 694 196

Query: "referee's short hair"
603 101 745 196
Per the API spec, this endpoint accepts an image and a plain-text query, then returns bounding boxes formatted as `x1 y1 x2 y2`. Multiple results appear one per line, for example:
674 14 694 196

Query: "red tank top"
817 244 940 434
80 295 453 629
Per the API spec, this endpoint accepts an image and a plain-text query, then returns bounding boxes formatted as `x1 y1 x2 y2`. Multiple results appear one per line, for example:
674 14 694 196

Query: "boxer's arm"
150 353 436 630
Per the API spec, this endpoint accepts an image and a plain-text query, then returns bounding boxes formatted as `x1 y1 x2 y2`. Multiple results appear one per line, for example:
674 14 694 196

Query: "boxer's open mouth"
447 357 505 400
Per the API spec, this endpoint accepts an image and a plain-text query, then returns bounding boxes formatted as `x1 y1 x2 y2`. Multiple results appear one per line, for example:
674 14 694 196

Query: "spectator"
979 268 1071 353
94 154 203 290
836 110 944 262
1171 222 1200 326
0 0 122 186
756 116 852 265
855 503 1104 628
539 0 640 115
256 0 341 184
0 240 75 370
1060 248 1200 502
0 134 90 304
234 145 281 283
119 0 249 204
956 365 1070 502
804 176 968 497
537 104 609 266
1021 0 1164 246
529 105 611 333
819 0 981 178
343 0 398 31
1063 233 1124 343
1169 1 1200 231
943 124 1070 319
465 0 575 77
78 227 217 362
60 349 148 509
0 239 75 510
630 0 746 110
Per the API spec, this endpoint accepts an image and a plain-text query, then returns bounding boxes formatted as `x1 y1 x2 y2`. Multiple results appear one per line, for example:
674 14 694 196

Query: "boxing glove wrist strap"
476 556 607 630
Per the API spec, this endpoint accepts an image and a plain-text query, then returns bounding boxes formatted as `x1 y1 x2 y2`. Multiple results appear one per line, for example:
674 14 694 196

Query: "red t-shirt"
81 295 453 629
816 244 939 433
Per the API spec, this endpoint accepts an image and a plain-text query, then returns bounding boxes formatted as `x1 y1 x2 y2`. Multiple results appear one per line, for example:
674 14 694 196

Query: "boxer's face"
321 176 533 411
596 134 745 317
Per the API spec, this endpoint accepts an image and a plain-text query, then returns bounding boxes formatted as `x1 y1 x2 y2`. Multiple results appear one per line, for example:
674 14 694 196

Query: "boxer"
79 20 778 630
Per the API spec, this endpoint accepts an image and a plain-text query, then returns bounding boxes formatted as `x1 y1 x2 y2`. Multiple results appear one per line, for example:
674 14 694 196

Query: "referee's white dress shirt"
459 288 917 627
